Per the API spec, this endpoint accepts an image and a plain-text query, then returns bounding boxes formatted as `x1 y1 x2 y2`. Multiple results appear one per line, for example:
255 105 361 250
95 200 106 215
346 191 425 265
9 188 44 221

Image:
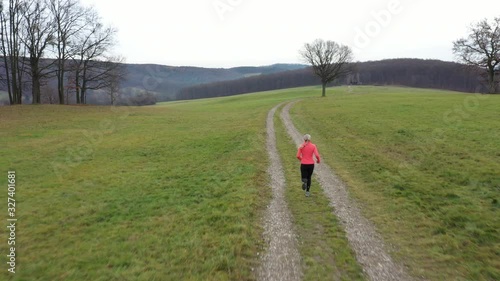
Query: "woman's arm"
314 146 321 163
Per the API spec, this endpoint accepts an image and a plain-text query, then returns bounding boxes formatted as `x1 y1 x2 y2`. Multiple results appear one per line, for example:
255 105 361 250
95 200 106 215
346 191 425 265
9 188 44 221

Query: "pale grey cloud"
81 0 500 68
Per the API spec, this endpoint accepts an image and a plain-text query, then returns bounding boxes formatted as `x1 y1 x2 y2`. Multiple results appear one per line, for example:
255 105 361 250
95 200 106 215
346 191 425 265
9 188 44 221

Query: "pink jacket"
296 142 321 164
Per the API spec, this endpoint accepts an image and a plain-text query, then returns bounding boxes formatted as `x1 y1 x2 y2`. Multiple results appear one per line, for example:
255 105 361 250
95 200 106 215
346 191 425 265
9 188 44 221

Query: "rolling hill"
1 58 490 105
120 63 308 101
177 59 485 100
0 62 307 104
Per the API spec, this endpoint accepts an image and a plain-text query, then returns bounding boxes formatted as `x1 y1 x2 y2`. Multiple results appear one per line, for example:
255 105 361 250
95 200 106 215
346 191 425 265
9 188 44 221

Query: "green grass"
1 85 498 280
0 88 317 280
290 86 500 280
274 106 365 280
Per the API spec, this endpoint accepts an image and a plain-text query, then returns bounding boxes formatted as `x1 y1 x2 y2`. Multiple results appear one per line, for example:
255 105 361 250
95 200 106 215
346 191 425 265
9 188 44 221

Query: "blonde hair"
303 134 311 141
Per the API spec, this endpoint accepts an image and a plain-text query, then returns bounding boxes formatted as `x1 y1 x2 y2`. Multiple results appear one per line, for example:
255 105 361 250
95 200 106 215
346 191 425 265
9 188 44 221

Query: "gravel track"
279 100 414 281
256 103 302 281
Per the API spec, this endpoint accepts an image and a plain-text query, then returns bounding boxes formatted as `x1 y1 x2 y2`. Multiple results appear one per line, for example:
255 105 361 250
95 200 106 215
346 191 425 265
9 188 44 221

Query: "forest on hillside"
176 59 485 100
0 62 306 105
1 58 487 105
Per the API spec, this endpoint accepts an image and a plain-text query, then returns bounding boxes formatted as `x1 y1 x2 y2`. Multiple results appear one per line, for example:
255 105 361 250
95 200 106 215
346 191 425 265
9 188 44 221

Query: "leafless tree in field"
106 58 125 105
300 39 354 97
20 0 56 104
1 0 124 106
49 0 86 104
453 17 500 94
69 8 124 104
1 0 27 104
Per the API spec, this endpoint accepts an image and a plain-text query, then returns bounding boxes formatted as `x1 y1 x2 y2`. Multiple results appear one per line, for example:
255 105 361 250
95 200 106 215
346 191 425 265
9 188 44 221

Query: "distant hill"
1 58 487 105
121 63 308 101
176 59 485 100
0 62 307 104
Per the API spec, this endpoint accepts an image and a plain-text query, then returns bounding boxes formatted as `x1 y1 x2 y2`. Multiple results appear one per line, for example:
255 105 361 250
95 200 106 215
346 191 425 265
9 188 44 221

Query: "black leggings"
300 164 315 191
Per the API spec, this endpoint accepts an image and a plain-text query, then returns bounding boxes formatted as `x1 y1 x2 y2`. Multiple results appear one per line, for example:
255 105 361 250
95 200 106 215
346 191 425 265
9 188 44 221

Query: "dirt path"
257 104 302 281
280 101 414 281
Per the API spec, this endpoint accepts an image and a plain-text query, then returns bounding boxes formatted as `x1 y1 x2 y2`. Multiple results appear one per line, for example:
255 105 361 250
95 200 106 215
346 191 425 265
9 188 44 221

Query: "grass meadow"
0 88 310 281
1 86 498 280
290 86 500 280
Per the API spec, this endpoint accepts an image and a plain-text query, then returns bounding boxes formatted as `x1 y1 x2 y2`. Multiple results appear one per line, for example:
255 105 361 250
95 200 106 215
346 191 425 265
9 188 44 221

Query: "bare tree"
1 0 125 105
20 0 55 104
82 56 126 104
69 8 123 104
49 0 86 104
0 0 27 104
0 2 11 102
453 17 500 94
106 59 125 105
300 39 354 97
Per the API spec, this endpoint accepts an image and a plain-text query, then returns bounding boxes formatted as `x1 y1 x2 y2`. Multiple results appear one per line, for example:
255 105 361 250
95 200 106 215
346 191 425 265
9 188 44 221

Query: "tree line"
176 59 484 100
297 18 498 97
0 0 125 105
178 15 500 101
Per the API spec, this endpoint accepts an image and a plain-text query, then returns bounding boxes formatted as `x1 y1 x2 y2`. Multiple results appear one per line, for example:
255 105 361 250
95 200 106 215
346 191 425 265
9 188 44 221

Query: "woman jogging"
296 134 321 197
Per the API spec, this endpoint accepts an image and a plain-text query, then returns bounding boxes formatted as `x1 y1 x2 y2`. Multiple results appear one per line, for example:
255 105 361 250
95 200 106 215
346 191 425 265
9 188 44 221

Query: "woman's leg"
306 164 314 191
300 164 308 190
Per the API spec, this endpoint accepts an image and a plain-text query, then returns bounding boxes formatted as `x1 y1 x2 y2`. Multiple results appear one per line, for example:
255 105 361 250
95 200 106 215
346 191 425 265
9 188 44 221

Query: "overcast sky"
80 0 499 68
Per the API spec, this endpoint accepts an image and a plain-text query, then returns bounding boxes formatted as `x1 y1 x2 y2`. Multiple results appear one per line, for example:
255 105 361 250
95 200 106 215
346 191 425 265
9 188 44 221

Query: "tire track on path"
280 100 414 281
257 103 302 281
